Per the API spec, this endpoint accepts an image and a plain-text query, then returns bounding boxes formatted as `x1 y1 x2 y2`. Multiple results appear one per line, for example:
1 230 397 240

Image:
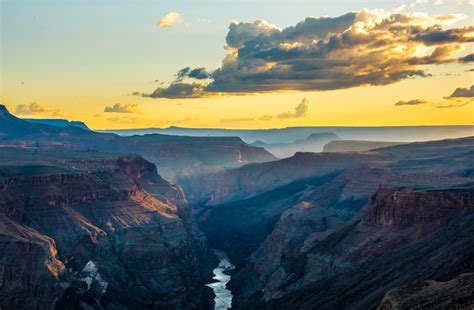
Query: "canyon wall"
0 152 212 309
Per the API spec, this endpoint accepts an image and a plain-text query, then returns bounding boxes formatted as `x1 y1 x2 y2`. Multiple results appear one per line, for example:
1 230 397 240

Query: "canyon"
1 104 473 309
0 148 214 309
0 105 275 183
191 136 474 309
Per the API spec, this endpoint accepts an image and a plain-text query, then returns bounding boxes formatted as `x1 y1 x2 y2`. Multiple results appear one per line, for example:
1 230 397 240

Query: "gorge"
0 105 473 309
2 1 474 308
206 250 235 310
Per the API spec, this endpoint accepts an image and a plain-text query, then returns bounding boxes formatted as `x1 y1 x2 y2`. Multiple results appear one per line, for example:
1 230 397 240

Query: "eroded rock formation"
0 149 212 309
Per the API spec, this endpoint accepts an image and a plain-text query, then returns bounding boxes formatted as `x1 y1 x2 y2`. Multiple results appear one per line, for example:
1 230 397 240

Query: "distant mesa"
323 140 407 153
0 105 89 131
23 118 90 130
0 104 275 183
251 132 340 158
251 140 267 147
101 125 474 146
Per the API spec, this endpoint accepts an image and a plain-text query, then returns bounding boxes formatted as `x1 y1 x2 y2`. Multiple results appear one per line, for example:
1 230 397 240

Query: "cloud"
294 97 311 117
409 0 471 7
414 27 473 45
272 97 311 119
143 10 473 99
395 99 428 106
434 101 470 108
459 53 474 63
135 82 211 99
447 85 474 98
221 98 311 124
104 103 141 113
393 85 474 108
158 12 181 28
225 20 280 49
177 67 212 80
14 102 62 116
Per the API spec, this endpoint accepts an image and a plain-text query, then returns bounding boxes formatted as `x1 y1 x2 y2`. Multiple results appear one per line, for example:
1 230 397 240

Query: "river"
206 249 235 310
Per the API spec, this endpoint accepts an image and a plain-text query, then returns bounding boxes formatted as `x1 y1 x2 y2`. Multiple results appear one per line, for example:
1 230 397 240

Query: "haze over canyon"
0 104 473 309
1 0 474 309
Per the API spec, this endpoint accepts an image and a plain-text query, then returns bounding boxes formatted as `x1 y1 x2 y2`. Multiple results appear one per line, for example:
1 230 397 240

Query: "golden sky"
1 0 473 129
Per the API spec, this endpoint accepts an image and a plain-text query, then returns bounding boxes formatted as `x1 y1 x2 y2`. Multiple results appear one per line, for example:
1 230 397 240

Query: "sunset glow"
1 0 473 129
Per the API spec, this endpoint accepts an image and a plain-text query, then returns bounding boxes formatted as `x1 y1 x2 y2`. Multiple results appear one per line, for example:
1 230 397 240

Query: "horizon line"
96 124 474 131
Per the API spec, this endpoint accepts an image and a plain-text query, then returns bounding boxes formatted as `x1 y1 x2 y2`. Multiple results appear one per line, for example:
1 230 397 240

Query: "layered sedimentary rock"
0 105 275 183
0 217 67 309
186 136 474 206
123 134 276 182
378 273 474 310
229 167 389 301
262 209 474 310
0 149 212 309
191 137 474 309
236 186 474 309
184 152 379 206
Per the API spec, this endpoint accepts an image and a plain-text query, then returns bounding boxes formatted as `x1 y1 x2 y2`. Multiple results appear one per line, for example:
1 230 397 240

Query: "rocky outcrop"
363 187 474 228
197 172 342 267
229 166 389 302
0 149 212 309
378 273 474 310
0 217 66 310
234 187 474 309
189 136 474 308
261 210 474 310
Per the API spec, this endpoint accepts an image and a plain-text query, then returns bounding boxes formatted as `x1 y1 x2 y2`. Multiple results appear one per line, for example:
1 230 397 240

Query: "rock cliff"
378 273 474 310
235 186 474 309
261 208 474 310
0 149 212 309
193 136 474 308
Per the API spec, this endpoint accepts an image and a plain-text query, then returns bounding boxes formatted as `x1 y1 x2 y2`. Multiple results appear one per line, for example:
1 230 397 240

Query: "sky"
1 0 473 129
